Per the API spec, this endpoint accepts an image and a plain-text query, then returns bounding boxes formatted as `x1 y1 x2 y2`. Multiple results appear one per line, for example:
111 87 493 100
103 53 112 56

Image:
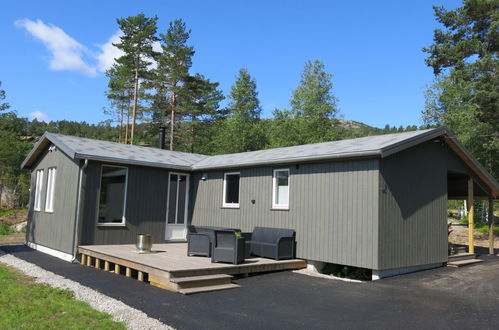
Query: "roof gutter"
72 159 88 262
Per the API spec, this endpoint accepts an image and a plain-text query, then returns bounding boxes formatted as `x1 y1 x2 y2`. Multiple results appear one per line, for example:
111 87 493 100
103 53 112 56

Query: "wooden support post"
468 178 474 254
81 254 86 265
104 261 110 271
126 267 131 278
95 258 101 269
86 256 92 267
489 196 495 255
138 271 144 282
114 264 121 274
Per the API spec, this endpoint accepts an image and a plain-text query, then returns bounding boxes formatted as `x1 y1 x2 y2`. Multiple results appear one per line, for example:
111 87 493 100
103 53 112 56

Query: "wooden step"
179 283 241 295
448 253 476 262
170 274 233 289
447 259 483 267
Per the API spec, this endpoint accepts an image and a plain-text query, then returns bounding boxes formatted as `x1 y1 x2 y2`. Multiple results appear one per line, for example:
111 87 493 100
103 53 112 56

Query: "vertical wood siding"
378 141 449 270
26 148 80 254
79 162 172 245
190 159 380 269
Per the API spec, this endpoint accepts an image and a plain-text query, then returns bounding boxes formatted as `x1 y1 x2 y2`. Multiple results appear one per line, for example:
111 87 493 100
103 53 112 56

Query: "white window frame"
44 167 57 213
272 168 290 210
34 169 44 212
222 172 240 208
96 165 128 227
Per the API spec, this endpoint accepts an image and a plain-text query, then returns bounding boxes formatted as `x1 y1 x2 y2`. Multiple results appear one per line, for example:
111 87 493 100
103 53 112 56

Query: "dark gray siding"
190 160 380 269
26 147 80 254
378 141 450 270
79 161 173 245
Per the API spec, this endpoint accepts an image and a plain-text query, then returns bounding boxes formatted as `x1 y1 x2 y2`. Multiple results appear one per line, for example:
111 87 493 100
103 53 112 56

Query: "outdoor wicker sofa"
244 227 296 260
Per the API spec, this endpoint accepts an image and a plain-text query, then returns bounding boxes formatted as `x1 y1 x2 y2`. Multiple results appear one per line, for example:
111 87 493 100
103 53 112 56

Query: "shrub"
0 222 15 235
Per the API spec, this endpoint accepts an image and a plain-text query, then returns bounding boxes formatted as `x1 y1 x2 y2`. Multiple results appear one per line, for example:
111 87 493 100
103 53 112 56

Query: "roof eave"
74 154 193 171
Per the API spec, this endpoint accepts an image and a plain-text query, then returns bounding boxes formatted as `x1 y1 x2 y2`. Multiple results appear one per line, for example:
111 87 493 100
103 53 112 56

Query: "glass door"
165 173 189 241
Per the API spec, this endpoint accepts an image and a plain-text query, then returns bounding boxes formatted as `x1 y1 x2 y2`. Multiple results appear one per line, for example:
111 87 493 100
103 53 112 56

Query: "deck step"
170 274 233 284
447 259 483 267
179 283 241 295
448 253 476 262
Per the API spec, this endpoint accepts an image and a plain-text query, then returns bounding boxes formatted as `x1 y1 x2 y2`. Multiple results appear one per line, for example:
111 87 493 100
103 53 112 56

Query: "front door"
165 173 189 241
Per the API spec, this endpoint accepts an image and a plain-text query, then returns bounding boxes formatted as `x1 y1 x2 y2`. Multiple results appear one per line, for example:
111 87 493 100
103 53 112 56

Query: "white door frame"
165 172 190 241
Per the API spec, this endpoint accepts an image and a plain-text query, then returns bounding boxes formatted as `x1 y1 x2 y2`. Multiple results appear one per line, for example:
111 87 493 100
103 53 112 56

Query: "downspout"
72 159 88 262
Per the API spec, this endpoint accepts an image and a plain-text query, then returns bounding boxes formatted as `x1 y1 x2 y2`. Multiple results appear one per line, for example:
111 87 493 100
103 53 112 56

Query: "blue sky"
1 0 461 128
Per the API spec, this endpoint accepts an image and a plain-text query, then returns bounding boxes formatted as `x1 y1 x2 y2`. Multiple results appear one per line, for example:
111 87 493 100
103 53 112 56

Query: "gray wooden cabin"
21 127 499 277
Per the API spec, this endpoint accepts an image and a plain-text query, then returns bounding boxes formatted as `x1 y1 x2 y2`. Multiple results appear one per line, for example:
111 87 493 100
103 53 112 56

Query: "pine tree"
153 19 195 150
180 74 224 153
422 0 498 178
114 13 158 145
105 62 134 143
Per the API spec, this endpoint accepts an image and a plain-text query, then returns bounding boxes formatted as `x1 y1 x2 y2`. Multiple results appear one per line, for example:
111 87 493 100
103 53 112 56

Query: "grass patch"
0 263 126 329
0 208 26 218
456 216 499 236
0 222 15 235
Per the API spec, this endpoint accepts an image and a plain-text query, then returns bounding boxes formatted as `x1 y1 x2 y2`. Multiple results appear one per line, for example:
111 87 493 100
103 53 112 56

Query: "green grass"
0 264 126 329
0 208 26 218
0 222 15 235
457 216 499 236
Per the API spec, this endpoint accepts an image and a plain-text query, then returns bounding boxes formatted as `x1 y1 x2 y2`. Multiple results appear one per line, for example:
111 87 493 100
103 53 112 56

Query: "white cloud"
15 18 97 76
29 111 49 122
96 30 124 73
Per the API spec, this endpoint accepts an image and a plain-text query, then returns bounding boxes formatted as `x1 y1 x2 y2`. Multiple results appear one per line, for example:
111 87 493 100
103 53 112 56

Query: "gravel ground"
0 249 173 330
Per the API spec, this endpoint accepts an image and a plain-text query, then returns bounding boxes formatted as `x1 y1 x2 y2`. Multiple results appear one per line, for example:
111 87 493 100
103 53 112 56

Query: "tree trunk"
125 96 131 144
190 114 195 153
169 91 176 151
130 66 139 145
118 105 123 143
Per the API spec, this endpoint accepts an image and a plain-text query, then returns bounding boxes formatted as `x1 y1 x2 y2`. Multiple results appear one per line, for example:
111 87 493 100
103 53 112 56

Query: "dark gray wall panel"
79 161 172 245
189 159 380 269
378 141 449 270
26 147 80 254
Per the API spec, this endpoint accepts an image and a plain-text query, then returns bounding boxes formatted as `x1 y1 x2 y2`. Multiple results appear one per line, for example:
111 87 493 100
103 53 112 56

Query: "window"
223 172 240 208
44 167 56 212
34 169 44 211
97 165 128 225
272 169 289 209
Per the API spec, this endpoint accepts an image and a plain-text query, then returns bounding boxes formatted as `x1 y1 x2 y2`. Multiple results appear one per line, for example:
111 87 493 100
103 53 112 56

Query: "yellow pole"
489 196 495 255
468 178 474 254
81 254 86 265
104 261 110 271
114 264 121 274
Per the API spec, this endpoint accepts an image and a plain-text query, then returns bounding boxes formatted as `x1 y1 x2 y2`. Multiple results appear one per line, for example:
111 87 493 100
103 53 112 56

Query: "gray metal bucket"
136 234 152 253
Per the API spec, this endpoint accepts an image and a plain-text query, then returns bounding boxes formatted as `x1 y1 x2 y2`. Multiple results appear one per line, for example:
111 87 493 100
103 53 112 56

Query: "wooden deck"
78 243 306 294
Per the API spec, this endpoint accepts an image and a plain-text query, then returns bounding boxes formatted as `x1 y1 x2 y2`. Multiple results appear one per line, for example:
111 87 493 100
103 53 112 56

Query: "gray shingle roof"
21 132 209 170
192 128 444 169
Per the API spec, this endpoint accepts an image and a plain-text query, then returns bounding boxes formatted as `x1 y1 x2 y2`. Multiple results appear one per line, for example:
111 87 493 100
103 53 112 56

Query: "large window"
44 167 56 212
223 172 240 208
34 169 44 211
272 169 289 209
97 165 128 225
